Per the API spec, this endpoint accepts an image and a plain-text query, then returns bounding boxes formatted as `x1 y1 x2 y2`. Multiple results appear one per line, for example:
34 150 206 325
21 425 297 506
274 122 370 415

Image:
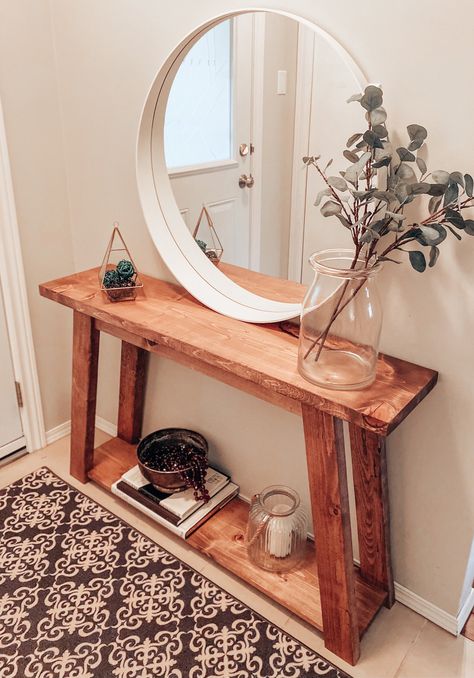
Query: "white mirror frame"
136 7 366 323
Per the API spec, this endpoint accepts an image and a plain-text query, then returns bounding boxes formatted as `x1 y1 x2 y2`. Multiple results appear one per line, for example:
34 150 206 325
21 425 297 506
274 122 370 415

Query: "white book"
122 465 229 521
112 479 239 539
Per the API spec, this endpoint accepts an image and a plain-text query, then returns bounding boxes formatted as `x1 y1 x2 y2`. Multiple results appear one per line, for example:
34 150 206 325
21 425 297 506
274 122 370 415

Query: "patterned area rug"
0 468 351 678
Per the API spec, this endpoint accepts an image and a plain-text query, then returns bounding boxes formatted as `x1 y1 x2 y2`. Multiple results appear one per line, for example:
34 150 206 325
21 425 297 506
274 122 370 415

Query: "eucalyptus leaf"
407 124 428 151
343 150 359 163
443 181 459 206
373 190 394 202
417 224 447 246
429 246 440 267
327 176 348 191
409 250 426 272
464 219 474 235
335 213 353 229
416 157 427 175
407 182 431 195
397 147 416 162
428 196 442 214
314 188 332 206
445 208 465 229
373 124 388 138
372 156 391 168
464 174 474 198
360 228 381 243
360 85 383 112
386 211 406 221
369 107 387 125
445 224 462 240
320 200 342 217
347 93 363 103
449 171 464 188
427 184 446 196
397 163 416 180
363 130 384 149
324 158 333 172
432 170 450 184
344 151 371 185
346 132 362 147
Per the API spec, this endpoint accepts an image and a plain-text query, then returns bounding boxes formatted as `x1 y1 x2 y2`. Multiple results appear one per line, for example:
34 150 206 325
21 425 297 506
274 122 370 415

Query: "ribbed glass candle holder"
246 486 307 572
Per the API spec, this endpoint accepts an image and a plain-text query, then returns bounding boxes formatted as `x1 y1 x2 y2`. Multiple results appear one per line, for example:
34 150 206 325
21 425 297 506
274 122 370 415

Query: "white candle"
267 503 293 558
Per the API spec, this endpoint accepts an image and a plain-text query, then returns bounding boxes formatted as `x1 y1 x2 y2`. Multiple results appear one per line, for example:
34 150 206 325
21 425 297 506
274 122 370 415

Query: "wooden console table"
39 266 437 665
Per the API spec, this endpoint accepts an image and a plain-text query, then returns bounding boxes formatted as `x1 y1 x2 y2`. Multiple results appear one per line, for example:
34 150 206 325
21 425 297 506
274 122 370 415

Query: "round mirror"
137 10 365 322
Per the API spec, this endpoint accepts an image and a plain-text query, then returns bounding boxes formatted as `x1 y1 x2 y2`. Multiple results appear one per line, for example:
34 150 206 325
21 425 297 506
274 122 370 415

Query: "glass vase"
246 486 307 572
298 249 383 390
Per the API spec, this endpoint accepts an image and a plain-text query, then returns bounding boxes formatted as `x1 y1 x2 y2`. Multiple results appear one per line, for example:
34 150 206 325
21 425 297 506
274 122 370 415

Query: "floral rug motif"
0 467 351 678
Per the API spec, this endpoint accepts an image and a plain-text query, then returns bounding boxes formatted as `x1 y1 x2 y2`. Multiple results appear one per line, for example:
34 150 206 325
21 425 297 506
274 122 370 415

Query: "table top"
39 265 438 435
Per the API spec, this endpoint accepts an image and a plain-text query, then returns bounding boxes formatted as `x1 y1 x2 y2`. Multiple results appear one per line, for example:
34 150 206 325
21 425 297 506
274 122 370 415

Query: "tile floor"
1 433 472 678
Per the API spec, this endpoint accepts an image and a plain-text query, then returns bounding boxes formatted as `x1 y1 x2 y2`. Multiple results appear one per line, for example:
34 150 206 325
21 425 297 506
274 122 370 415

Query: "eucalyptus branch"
302 83 474 365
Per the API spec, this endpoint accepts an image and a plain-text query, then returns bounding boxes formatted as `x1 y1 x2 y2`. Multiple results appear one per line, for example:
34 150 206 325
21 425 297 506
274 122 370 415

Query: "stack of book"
112 465 239 538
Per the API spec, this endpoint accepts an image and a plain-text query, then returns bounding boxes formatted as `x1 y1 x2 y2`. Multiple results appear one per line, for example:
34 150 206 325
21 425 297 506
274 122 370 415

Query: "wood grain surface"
70 311 100 482
302 405 360 664
349 426 395 607
118 341 148 444
39 267 438 435
87 436 387 639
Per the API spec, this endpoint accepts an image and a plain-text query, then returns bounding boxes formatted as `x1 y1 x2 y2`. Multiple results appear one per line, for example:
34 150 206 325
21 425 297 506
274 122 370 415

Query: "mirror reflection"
159 11 363 292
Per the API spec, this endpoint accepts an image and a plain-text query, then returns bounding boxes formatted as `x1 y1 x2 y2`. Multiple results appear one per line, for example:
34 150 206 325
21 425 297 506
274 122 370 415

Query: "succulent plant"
195 239 207 253
103 269 120 288
116 259 135 280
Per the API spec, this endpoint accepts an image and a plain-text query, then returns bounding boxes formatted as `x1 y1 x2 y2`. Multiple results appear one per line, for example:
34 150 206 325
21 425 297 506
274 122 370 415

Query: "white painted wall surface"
0 0 472 621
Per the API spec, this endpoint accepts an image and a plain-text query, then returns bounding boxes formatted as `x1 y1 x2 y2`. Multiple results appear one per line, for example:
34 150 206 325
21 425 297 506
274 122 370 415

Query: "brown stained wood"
302 405 360 664
462 610 474 641
96 319 302 417
70 311 99 482
349 426 395 607
87 436 137 490
88 436 387 637
118 341 148 443
221 262 305 303
39 267 438 436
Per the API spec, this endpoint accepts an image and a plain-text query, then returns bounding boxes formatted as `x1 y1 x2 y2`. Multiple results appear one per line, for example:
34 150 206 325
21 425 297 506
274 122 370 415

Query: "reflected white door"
0 282 24 459
165 15 255 268
289 27 364 285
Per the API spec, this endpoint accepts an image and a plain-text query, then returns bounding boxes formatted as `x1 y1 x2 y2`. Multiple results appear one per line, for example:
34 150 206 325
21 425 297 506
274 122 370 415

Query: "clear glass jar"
246 486 307 572
298 249 383 390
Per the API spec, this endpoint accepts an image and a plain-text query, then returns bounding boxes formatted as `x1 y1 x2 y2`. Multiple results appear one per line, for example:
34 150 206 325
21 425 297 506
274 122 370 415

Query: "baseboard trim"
45 421 71 445
44 417 473 636
95 416 117 437
45 417 117 445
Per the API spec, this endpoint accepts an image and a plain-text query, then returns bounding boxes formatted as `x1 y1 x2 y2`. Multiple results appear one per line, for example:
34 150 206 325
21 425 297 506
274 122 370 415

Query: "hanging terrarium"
99 224 143 302
192 205 224 265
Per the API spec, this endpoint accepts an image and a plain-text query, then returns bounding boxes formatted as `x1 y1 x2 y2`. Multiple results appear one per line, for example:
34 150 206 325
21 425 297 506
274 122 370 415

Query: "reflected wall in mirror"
155 11 364 296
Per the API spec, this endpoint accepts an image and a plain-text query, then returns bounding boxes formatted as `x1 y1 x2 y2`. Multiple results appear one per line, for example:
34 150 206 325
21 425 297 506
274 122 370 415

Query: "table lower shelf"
88 436 387 636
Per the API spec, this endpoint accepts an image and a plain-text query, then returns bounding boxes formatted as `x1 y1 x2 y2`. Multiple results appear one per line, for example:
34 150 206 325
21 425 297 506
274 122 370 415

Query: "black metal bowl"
137 428 208 493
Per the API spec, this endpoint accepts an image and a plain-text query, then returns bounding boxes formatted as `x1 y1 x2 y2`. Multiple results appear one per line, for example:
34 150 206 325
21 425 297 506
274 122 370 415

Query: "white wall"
0 0 472 622
0 0 74 430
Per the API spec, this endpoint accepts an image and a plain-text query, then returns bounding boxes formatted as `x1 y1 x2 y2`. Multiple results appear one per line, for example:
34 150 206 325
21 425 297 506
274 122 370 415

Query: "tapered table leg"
302 405 360 665
70 311 100 482
349 425 395 607
118 341 148 444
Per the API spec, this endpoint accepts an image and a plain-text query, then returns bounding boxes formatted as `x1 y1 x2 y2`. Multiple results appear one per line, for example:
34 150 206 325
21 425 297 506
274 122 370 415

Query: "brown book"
116 481 181 525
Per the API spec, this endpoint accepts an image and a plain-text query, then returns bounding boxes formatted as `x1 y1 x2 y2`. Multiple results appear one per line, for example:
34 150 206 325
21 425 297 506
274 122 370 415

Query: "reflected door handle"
238 174 255 189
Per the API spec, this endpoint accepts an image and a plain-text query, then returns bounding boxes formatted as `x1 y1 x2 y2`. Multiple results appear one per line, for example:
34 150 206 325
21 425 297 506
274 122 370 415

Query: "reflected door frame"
288 24 315 283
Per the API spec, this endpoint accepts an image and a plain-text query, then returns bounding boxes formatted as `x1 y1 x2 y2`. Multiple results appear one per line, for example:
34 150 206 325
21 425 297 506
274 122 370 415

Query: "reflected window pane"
165 20 232 168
